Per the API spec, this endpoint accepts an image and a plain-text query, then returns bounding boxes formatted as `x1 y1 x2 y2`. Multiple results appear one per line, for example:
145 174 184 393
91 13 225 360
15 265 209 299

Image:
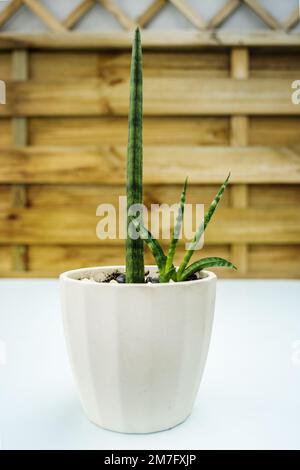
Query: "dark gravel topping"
186 273 198 281
84 270 201 283
146 277 160 283
116 273 126 283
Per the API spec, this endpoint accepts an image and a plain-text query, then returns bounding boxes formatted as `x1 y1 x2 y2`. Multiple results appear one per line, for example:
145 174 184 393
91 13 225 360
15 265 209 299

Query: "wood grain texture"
0 52 12 80
0 207 299 245
11 49 28 272
0 32 299 49
28 244 230 274
251 50 300 78
0 246 12 271
26 184 231 208
0 145 299 184
1 77 298 116
249 245 300 277
230 48 249 274
29 50 229 79
249 117 300 145
0 185 11 210
24 244 300 278
250 185 300 207
0 119 12 146
28 117 229 146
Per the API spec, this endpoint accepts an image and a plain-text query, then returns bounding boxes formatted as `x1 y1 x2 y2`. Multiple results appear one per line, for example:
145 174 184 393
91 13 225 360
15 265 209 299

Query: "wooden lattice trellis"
0 0 299 33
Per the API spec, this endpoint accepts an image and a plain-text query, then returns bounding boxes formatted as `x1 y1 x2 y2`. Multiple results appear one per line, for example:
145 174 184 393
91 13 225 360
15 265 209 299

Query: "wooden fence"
0 0 300 278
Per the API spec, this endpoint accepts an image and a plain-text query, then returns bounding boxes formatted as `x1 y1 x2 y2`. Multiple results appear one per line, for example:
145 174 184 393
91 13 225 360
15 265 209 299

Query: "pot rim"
60 265 216 287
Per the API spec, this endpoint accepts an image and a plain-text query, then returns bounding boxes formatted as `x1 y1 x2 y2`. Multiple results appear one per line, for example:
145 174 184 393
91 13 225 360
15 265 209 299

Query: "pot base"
86 412 192 434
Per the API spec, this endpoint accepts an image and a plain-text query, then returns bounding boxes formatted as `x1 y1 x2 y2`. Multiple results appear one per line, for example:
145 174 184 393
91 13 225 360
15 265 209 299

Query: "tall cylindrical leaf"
126 28 145 283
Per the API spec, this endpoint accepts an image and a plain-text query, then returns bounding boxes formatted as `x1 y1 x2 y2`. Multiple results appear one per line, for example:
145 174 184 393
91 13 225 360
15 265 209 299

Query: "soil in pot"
78 269 205 284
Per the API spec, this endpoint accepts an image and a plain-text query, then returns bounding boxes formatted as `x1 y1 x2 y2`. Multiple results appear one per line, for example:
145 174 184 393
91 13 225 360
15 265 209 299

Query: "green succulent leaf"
179 257 237 282
161 267 177 283
126 28 145 283
177 173 230 280
131 218 167 273
164 178 188 276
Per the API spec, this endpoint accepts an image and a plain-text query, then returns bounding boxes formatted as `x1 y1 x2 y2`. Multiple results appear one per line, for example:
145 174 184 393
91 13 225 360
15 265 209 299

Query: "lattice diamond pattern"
0 0 299 32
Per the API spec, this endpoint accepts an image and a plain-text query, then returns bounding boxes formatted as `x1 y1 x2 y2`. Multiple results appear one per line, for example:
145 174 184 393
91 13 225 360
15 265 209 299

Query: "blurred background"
0 0 299 278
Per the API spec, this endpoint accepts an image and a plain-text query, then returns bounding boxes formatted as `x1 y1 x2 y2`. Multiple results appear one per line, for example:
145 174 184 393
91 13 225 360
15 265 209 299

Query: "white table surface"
0 279 299 450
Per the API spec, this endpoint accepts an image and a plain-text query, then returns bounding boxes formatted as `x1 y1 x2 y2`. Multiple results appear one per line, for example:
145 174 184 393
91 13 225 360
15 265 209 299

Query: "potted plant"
60 29 236 434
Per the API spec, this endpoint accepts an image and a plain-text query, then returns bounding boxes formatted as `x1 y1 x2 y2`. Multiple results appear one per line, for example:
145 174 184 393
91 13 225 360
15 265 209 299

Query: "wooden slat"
22 0 66 32
11 49 29 273
0 52 12 80
11 49 28 81
231 115 248 146
29 117 229 146
97 0 136 30
205 208 300 245
0 32 299 50
230 48 249 274
283 7 300 31
28 244 230 274
0 207 299 245
251 50 300 78
249 245 300 277
137 0 166 27
0 246 12 271
0 145 299 184
12 118 27 145
1 78 299 116
249 185 300 207
0 185 11 210
29 51 229 80
249 117 300 145
169 0 205 29
230 47 249 80
0 0 22 27
63 0 95 29
11 50 28 148
208 0 240 29
27 184 230 208
3 244 300 279
1 243 299 279
0 119 12 146
242 0 282 30
230 188 248 272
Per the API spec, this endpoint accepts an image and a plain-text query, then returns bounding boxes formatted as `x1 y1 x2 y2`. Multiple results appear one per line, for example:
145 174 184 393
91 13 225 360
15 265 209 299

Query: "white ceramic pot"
60 266 216 434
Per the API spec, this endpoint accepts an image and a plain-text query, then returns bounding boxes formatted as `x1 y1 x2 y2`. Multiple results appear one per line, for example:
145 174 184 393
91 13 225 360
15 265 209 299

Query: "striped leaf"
179 257 237 282
164 178 188 276
177 173 230 280
126 28 145 283
131 218 167 273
